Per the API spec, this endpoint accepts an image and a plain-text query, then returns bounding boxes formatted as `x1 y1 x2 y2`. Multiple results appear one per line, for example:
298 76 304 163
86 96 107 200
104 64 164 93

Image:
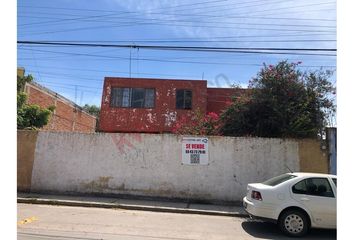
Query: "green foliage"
82 104 100 131
82 104 100 117
17 75 55 130
17 92 27 109
221 61 336 138
17 74 33 92
17 104 54 130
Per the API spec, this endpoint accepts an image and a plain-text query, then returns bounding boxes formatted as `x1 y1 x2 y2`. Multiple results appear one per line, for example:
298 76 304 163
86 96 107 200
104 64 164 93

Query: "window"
292 178 335 197
262 174 297 186
176 89 192 109
131 88 145 108
292 180 307 194
110 87 155 108
332 178 337 187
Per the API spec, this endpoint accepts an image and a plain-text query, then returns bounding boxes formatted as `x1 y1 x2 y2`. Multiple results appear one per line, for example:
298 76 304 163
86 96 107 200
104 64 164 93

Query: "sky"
17 0 337 108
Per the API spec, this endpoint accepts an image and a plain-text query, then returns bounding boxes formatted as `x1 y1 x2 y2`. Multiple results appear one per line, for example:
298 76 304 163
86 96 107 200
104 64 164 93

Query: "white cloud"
105 0 336 50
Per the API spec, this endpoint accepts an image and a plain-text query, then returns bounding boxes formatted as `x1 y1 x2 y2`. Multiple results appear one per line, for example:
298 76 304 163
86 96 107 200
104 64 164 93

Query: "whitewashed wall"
31 132 300 202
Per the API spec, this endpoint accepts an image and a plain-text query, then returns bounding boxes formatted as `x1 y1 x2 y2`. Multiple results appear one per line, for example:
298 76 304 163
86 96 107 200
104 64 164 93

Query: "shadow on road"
241 220 336 240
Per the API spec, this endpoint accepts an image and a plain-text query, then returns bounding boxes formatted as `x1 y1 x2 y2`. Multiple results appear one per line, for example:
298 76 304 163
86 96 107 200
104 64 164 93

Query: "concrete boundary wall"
17 130 38 192
17 131 328 202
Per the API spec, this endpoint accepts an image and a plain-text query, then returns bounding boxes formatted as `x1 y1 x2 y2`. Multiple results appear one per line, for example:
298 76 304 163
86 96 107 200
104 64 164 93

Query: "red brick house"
99 77 247 133
24 82 97 133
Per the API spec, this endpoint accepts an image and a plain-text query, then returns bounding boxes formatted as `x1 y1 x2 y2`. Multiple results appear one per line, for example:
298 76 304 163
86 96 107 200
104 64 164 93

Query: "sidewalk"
17 192 247 217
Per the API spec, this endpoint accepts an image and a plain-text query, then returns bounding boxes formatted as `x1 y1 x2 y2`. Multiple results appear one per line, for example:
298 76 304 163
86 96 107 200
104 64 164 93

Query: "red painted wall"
99 77 250 133
206 88 249 115
99 77 208 133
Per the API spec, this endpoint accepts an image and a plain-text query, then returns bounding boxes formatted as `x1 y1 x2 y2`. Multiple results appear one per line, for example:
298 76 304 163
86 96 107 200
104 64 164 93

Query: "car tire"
278 209 309 237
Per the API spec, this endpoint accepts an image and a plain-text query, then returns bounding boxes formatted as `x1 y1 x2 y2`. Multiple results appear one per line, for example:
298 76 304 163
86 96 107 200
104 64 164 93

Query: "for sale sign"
182 137 209 165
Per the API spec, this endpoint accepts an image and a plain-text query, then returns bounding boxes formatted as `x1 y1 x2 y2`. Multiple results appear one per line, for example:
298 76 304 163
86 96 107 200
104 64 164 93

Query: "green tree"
221 61 336 138
82 104 100 131
17 74 55 130
82 104 100 117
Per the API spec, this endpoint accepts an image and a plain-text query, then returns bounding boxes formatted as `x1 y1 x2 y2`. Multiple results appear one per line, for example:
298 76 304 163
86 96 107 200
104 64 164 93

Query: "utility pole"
75 85 78 104
80 91 84 106
137 47 139 76
129 46 132 78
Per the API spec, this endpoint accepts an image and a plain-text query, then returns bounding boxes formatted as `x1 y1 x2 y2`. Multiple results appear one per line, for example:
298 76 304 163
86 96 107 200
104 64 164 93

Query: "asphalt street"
17 203 336 240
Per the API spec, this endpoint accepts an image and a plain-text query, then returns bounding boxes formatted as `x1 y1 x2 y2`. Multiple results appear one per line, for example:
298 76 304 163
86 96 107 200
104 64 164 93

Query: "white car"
243 172 336 237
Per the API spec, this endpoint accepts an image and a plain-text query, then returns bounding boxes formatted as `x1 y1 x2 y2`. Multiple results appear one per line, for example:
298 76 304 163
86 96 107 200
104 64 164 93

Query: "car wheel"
278 209 309 237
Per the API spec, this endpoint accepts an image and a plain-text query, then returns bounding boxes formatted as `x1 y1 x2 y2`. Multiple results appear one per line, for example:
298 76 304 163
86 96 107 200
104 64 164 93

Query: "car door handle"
300 197 310 201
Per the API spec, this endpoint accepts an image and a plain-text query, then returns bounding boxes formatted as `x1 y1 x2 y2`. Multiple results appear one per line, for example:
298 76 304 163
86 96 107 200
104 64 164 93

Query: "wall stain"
233 174 242 186
81 176 113 191
79 177 212 199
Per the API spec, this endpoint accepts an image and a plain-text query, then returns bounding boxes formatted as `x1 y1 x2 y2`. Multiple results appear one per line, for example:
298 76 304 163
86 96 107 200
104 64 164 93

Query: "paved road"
17 203 336 240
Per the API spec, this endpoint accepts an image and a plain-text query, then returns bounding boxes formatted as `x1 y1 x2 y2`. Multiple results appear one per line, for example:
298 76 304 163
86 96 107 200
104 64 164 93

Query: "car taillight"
251 190 262 201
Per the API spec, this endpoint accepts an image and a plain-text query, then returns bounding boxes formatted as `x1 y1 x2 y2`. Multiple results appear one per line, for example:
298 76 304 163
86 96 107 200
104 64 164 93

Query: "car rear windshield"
263 174 297 186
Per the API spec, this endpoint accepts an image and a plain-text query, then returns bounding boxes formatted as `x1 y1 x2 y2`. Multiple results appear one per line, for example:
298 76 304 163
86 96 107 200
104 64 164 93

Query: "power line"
18 1 336 35
21 0 314 28
17 41 337 56
20 63 335 83
37 80 101 90
18 11 335 29
18 0 233 27
17 41 337 52
19 21 336 36
17 39 336 43
18 1 336 23
18 14 336 29
227 1 336 17
19 48 337 67
18 51 336 67
16 32 338 42
18 0 229 14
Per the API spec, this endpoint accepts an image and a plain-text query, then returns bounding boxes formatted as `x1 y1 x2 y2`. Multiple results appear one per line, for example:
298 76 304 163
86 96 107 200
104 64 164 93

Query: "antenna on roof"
285 164 293 173
202 72 204 80
75 85 77 104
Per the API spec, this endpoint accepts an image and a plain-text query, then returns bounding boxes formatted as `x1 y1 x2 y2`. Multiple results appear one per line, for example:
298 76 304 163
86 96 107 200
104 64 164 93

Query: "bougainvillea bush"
220 60 336 138
172 109 222 136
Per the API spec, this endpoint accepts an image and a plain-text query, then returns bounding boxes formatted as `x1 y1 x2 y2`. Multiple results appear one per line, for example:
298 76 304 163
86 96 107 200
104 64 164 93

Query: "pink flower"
207 112 219 121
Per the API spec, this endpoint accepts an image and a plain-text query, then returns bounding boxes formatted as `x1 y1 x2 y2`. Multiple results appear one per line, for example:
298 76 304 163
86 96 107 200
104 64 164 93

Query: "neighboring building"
24 81 97 133
99 77 247 133
206 88 248 115
17 67 25 78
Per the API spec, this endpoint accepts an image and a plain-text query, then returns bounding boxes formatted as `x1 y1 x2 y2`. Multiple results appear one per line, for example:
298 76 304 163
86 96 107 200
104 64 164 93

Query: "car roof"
289 172 337 178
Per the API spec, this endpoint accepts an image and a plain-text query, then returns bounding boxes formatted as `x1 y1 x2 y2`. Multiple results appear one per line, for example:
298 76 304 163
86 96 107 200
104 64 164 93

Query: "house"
24 81 97 133
99 77 247 133
18 67 97 132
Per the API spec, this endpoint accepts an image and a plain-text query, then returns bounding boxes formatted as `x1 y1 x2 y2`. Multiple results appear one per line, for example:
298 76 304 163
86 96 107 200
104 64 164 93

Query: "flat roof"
104 76 207 83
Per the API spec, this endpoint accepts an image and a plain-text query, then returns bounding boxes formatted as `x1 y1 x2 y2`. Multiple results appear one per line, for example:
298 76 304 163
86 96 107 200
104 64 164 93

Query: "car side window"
292 179 307 194
332 178 337 187
292 178 335 198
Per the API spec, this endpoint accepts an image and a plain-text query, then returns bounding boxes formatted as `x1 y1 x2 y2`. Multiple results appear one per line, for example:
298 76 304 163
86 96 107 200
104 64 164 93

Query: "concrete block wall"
17 131 329 202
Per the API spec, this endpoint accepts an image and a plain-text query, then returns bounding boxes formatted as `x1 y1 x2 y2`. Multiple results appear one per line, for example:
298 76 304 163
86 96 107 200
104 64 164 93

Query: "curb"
17 198 248 218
